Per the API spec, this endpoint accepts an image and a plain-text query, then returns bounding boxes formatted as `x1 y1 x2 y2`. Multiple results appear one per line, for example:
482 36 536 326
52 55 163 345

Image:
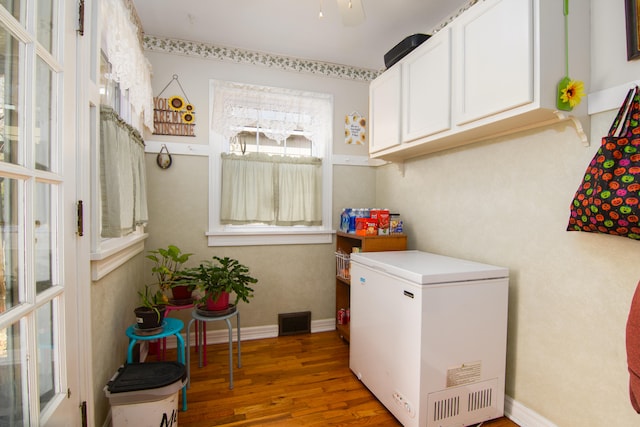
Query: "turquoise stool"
125 317 187 411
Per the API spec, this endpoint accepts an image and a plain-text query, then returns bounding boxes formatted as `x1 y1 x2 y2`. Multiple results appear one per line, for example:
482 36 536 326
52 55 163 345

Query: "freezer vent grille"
432 395 460 422
426 378 503 427
468 387 493 412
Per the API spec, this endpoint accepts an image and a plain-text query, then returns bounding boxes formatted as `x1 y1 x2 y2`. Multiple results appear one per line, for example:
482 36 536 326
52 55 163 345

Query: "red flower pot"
206 291 230 311
170 285 193 301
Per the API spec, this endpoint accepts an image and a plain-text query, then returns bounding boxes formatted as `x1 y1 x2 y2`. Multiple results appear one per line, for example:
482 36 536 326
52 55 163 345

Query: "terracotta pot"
206 291 230 311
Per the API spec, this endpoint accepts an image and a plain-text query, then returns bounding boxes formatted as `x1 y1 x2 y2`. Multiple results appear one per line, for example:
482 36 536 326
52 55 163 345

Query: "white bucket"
110 389 180 427
104 362 186 427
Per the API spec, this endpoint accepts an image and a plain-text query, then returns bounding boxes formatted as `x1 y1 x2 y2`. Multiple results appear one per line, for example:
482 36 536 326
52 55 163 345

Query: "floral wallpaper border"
143 35 381 82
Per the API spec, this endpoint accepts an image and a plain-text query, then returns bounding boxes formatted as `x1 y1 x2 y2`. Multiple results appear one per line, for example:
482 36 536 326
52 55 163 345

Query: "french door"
0 0 81 425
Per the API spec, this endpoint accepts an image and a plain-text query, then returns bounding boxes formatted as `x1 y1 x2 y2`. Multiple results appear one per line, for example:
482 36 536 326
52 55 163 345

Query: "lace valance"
211 80 332 144
101 0 154 131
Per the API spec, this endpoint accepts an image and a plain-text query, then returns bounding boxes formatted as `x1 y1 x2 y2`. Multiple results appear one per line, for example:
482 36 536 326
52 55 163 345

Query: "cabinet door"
402 28 451 142
454 0 533 125
369 65 401 154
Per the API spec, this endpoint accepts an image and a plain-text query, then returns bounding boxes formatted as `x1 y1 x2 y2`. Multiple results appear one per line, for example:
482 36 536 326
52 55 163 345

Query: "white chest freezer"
349 250 509 427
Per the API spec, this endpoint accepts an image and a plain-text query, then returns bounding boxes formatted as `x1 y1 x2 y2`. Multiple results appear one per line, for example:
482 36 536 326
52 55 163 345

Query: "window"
207 80 333 246
229 131 313 156
90 0 153 279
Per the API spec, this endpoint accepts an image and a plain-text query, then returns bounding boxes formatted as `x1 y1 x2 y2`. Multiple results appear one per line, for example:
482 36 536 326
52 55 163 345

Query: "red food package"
378 210 390 235
356 218 378 236
365 218 378 235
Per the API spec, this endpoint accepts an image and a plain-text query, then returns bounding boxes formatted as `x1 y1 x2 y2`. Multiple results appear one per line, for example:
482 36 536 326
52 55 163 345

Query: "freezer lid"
350 250 508 284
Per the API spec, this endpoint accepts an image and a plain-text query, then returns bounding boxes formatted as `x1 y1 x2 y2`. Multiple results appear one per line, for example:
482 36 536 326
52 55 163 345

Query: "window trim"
89 230 148 280
206 80 333 246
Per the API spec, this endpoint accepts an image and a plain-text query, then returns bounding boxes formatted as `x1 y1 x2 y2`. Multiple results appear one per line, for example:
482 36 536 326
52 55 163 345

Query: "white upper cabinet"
402 27 452 142
368 0 589 162
369 64 402 153
454 0 533 125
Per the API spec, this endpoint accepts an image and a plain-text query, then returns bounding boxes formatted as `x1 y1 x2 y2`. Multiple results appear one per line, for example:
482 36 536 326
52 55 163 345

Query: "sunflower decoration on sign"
153 75 196 136
182 103 195 124
166 94 196 125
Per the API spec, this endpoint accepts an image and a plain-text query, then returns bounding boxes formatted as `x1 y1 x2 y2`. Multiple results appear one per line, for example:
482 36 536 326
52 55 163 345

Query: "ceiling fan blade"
336 0 365 27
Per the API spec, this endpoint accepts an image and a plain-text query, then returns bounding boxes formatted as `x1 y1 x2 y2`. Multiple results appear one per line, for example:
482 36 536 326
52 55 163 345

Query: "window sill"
90 233 149 280
206 229 334 246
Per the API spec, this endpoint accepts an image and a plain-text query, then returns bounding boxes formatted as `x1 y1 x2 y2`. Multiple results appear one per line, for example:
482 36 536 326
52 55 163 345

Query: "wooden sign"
153 96 195 136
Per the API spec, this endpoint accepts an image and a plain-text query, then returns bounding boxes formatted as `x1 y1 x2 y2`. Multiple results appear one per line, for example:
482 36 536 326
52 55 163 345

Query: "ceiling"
131 0 471 71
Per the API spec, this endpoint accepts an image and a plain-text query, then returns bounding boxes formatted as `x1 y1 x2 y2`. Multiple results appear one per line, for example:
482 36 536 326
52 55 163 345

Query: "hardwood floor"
156 331 518 426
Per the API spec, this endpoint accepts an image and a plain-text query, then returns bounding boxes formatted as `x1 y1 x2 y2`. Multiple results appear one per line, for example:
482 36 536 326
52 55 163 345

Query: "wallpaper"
143 35 381 82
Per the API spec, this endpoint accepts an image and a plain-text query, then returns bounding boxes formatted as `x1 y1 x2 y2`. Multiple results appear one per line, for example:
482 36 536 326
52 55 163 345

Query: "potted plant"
146 244 194 302
134 284 168 329
181 256 258 311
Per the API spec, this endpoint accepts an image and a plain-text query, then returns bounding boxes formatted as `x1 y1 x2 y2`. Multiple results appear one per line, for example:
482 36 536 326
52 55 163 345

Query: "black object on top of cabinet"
384 33 431 69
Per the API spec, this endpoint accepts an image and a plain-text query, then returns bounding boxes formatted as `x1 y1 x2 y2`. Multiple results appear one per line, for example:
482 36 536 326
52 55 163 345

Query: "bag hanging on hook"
566 86 640 240
156 144 172 169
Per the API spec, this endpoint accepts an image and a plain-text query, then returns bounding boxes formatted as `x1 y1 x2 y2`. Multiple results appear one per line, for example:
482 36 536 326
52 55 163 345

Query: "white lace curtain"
100 106 149 237
220 153 322 226
101 0 154 131
211 80 331 145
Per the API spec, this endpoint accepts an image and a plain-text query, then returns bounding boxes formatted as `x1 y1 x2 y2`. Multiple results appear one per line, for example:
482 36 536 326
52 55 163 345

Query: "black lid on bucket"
107 361 186 393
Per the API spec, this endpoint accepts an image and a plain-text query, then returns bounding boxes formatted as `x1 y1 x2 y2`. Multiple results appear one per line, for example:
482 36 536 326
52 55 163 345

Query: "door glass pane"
35 0 53 52
0 1 21 22
0 177 21 311
0 322 28 426
35 182 52 293
0 24 22 165
0 0 68 424
35 58 52 171
99 52 118 109
36 301 55 410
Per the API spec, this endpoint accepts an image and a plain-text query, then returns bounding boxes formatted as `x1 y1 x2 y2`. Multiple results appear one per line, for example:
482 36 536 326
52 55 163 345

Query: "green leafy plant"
180 256 258 306
146 245 193 291
137 284 167 323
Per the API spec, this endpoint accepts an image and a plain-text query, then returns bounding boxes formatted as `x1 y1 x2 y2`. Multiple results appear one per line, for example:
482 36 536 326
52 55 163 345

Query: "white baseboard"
166 318 337 347
232 324 279 342
204 318 337 343
311 318 338 333
505 395 557 427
